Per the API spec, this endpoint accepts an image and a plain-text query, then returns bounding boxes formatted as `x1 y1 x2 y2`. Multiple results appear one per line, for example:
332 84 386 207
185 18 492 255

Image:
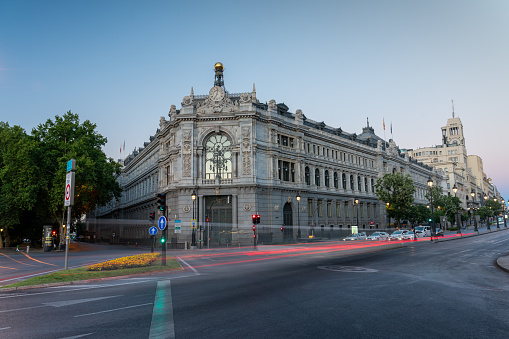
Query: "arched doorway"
283 202 294 241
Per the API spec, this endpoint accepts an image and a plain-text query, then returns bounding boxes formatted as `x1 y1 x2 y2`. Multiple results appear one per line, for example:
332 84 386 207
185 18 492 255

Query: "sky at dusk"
1 0 508 200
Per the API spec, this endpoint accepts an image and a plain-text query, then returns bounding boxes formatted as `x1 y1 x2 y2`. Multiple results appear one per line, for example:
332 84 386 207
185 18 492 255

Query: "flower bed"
89 253 161 271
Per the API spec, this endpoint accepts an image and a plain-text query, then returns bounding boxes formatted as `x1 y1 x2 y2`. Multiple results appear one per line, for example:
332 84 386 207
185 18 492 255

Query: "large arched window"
324 170 330 187
334 172 338 189
342 173 347 189
205 133 232 179
315 168 320 186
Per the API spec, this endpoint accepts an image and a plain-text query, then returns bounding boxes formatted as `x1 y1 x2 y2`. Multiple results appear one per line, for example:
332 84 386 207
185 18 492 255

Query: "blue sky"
1 0 508 200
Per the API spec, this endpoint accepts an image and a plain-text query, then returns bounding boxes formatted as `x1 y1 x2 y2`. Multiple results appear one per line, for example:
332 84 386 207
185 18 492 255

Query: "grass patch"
2 255 181 289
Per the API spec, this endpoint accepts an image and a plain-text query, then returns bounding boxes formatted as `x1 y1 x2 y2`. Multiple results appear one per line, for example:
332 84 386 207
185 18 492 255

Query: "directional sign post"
158 216 167 231
175 220 181 234
149 226 158 236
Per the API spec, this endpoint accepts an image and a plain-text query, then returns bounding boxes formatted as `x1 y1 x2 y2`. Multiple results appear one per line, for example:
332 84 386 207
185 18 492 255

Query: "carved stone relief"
241 127 251 175
182 130 192 177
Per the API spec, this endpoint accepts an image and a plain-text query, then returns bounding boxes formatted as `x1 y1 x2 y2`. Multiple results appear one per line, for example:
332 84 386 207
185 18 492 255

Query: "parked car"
367 232 390 241
343 232 367 241
389 230 408 241
401 231 416 240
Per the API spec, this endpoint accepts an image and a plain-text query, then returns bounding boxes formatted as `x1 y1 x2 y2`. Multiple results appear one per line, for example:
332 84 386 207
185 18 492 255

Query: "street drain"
318 265 378 273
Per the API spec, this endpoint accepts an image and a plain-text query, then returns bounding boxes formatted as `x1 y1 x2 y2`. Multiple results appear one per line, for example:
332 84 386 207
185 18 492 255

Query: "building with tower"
89 63 440 246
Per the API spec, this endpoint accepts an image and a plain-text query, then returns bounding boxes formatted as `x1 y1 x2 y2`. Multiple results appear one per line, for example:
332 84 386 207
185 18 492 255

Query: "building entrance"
204 195 232 247
282 202 294 241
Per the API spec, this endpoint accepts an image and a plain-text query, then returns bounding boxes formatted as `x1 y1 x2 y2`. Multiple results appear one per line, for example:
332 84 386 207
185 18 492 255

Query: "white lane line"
0 327 11 330
0 305 46 313
74 302 153 318
43 295 122 307
149 280 175 339
177 257 199 274
59 333 94 339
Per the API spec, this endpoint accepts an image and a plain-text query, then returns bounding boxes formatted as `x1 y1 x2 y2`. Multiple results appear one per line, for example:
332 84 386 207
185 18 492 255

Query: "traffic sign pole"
64 159 75 270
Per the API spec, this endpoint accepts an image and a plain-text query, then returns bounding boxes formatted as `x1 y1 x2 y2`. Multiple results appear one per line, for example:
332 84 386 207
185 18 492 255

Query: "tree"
375 173 415 228
0 112 122 246
31 111 123 226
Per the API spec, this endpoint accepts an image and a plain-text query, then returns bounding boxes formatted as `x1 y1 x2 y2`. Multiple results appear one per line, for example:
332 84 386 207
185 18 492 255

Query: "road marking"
0 327 11 330
0 304 46 313
74 302 153 318
177 257 199 274
318 265 378 273
149 280 175 339
21 252 57 266
59 333 94 339
0 253 37 266
43 295 122 307
0 265 17 270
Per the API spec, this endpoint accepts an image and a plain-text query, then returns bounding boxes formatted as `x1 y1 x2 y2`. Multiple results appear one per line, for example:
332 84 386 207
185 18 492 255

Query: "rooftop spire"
452 99 455 118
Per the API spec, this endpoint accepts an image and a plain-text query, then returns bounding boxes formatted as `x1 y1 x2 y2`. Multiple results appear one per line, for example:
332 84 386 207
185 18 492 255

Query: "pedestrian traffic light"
157 193 166 212
149 212 155 221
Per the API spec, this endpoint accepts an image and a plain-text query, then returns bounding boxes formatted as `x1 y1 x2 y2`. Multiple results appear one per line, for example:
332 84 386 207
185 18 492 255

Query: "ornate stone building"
90 63 440 246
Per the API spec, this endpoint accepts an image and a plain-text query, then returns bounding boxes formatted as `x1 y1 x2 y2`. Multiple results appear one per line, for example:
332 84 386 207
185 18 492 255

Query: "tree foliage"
0 112 122 246
375 173 415 227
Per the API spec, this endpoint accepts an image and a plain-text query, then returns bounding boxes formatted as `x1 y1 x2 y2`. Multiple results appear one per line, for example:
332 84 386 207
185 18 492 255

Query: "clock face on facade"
209 86 225 101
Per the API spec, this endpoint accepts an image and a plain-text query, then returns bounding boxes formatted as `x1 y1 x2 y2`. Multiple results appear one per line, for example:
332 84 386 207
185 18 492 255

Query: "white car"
401 231 416 240
389 230 408 241
343 232 367 241
367 232 390 241
414 230 427 238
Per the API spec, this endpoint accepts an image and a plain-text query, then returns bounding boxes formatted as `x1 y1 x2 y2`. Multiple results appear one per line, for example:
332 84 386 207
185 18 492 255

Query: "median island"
2 253 182 289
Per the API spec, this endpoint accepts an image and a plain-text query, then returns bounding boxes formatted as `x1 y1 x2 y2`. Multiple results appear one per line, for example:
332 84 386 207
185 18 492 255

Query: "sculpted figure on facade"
168 104 177 120
182 130 192 177
268 99 277 111
295 109 303 119
242 127 251 175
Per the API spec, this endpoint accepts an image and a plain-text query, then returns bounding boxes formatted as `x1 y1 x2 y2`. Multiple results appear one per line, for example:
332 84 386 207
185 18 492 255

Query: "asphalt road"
0 242 149 286
1 229 508 339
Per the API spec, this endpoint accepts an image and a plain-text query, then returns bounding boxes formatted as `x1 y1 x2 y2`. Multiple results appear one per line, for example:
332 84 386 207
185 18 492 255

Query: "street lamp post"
471 192 478 233
427 177 435 241
502 198 507 227
385 202 390 229
354 199 360 229
191 190 197 248
296 193 301 240
484 194 490 231
453 184 461 235
494 198 500 229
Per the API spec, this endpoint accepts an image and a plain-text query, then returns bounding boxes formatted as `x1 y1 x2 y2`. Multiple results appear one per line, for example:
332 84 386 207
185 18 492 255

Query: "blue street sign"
149 226 158 236
158 216 167 230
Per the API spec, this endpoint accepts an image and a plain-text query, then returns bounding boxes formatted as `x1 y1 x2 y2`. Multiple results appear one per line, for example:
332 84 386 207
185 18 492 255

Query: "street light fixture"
354 199 360 228
452 184 460 235
296 193 301 240
386 202 390 228
427 177 435 240
494 198 500 229
484 194 490 231
191 189 197 248
471 191 478 233
502 198 507 228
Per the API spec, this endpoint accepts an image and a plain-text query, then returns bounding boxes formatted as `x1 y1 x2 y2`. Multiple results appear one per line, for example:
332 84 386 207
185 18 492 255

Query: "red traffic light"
52 230 56 236
280 226 284 232
252 214 256 223
206 217 210 222
256 215 260 224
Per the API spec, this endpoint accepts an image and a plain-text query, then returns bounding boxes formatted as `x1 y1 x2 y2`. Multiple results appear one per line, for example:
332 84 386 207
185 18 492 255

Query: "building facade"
90 63 440 246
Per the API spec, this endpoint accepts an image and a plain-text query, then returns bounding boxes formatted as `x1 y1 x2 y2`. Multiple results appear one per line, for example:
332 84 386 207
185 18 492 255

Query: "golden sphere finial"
214 62 224 71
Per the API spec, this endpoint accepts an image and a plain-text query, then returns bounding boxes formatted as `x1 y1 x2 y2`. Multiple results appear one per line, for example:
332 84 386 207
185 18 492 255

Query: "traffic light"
428 216 432 222
252 214 256 224
52 230 57 236
206 217 210 222
256 214 260 224
157 193 166 212
149 212 155 221
280 226 284 232
160 235 166 243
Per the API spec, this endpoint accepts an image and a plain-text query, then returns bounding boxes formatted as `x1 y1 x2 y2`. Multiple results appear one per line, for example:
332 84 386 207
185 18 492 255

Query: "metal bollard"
26 245 30 254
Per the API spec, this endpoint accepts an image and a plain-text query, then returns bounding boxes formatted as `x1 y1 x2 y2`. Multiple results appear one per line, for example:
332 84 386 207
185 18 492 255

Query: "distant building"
89 63 440 246
406 112 499 210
